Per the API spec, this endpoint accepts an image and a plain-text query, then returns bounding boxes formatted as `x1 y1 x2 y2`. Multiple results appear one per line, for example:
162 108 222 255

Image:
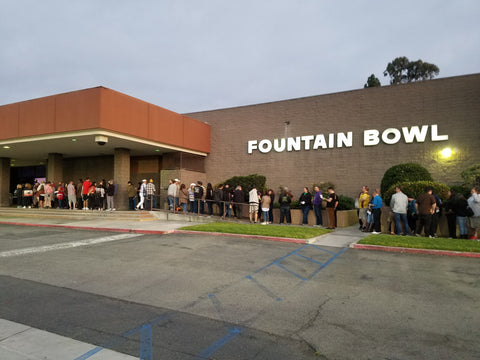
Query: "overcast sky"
1 0 479 113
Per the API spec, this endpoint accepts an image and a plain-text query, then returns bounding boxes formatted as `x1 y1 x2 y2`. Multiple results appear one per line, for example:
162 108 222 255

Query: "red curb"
0 221 166 235
172 230 307 244
353 244 480 258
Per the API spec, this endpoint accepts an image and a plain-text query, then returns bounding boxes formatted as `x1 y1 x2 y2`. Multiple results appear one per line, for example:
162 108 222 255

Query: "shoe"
470 236 478 240
372 231 381 234
415 234 422 237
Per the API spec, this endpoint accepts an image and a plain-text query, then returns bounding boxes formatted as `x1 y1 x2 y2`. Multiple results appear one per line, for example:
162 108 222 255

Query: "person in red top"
82 177 92 210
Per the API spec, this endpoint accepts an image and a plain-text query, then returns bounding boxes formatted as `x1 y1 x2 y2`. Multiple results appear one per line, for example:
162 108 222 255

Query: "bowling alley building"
0 73 479 209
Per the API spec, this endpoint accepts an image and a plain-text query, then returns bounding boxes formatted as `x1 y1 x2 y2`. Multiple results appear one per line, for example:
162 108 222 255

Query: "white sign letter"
258 139 272 153
364 130 380 146
402 125 428 143
431 125 449 141
381 128 402 145
247 140 258 154
337 132 353 148
301 135 315 150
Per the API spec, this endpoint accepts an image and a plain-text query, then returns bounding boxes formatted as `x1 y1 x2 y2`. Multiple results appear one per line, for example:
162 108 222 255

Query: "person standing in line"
167 179 177 211
390 186 411 236
178 183 189 213
267 189 275 224
451 193 469 239
415 186 436 237
249 185 259 223
371 189 383 234
127 181 137 210
206 183 214 216
136 179 147 210
106 180 115 211
278 190 292 224
214 184 224 217
146 179 156 210
76 179 83 210
193 181 204 214
444 190 457 238
67 180 76 210
44 181 54 209
188 183 196 212
358 186 370 231
261 191 271 225
325 187 338 229
233 185 244 220
430 191 442 237
223 184 232 218
299 187 313 225
82 177 91 210
313 186 323 227
467 186 480 240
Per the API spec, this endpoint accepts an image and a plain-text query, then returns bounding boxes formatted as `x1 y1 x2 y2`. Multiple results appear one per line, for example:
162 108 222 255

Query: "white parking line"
0 233 142 258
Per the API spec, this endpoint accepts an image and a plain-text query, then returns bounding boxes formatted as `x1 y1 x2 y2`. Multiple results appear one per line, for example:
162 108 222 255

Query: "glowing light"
440 147 453 158
3 145 10 149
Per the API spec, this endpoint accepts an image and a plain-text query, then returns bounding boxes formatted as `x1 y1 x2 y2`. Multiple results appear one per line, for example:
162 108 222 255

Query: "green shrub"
380 163 432 198
384 181 450 205
337 195 355 210
461 164 480 187
222 174 266 200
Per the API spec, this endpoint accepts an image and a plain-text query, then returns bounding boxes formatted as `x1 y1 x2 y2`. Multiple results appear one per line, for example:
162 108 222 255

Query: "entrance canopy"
0 87 210 167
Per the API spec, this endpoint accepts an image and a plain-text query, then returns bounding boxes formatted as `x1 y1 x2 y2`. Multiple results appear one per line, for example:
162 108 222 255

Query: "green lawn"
358 234 480 253
178 222 330 239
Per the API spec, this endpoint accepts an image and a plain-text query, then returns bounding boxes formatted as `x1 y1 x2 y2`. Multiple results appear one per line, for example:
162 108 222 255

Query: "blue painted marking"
140 324 153 360
73 312 174 360
246 275 282 301
273 261 307 281
293 252 325 266
307 247 348 280
196 327 243 359
73 347 104 360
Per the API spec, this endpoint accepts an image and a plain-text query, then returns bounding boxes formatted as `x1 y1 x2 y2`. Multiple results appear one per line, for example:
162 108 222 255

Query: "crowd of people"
165 179 342 228
357 185 480 240
13 177 480 239
13 178 157 212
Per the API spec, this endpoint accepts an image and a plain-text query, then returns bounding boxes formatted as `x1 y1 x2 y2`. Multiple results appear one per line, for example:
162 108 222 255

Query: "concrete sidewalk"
0 319 137 360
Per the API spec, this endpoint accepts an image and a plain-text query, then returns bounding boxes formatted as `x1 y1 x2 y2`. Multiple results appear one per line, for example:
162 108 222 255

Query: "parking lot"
1 224 479 359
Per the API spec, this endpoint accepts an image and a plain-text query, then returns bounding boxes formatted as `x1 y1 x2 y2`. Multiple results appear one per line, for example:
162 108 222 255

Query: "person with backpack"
193 181 204 214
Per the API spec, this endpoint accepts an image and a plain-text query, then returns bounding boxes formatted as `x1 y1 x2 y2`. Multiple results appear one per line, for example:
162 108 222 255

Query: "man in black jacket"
233 185 244 220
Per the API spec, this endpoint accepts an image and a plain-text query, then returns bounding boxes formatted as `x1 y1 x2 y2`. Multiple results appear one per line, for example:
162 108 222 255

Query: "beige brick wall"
187 74 480 200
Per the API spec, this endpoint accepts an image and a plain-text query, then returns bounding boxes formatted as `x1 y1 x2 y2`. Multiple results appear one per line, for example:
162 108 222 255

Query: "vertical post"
114 148 130 210
0 158 11 207
47 153 63 184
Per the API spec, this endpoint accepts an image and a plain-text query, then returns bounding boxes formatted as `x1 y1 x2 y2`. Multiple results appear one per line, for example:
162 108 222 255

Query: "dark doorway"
10 165 46 192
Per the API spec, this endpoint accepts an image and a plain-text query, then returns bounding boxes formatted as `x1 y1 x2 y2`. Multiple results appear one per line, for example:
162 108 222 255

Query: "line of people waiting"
358 185 480 240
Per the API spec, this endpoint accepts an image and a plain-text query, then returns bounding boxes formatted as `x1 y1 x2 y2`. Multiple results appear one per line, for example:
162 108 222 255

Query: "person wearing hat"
146 179 156 210
136 179 147 210
167 179 178 211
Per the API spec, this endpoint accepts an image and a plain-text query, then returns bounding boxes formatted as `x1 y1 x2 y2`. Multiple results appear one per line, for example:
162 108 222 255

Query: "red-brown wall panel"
0 103 20 140
148 104 185 148
55 88 101 131
99 88 149 139
19 96 56 137
183 116 210 153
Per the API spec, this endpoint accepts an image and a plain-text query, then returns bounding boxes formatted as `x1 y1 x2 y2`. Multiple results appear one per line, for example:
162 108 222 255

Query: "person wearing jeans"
390 186 411 235
299 187 312 225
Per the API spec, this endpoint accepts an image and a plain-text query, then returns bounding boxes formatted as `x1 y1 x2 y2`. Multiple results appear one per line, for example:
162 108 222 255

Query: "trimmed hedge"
384 180 450 204
461 164 480 187
222 174 266 194
380 163 432 198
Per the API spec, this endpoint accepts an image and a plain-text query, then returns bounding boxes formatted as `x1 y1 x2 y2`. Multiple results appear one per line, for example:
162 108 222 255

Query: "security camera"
95 135 108 146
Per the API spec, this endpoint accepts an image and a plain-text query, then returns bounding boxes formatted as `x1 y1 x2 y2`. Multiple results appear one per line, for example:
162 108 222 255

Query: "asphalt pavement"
1 208 479 359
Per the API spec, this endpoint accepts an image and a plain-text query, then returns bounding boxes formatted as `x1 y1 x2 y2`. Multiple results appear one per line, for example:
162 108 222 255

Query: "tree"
364 74 381 88
383 56 439 85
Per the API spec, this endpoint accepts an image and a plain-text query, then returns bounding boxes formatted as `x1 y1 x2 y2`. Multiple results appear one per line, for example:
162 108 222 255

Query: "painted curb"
0 221 166 235
353 244 480 258
172 230 307 244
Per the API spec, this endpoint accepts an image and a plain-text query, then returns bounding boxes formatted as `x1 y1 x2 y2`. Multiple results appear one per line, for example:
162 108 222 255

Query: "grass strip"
178 222 330 239
358 234 480 253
